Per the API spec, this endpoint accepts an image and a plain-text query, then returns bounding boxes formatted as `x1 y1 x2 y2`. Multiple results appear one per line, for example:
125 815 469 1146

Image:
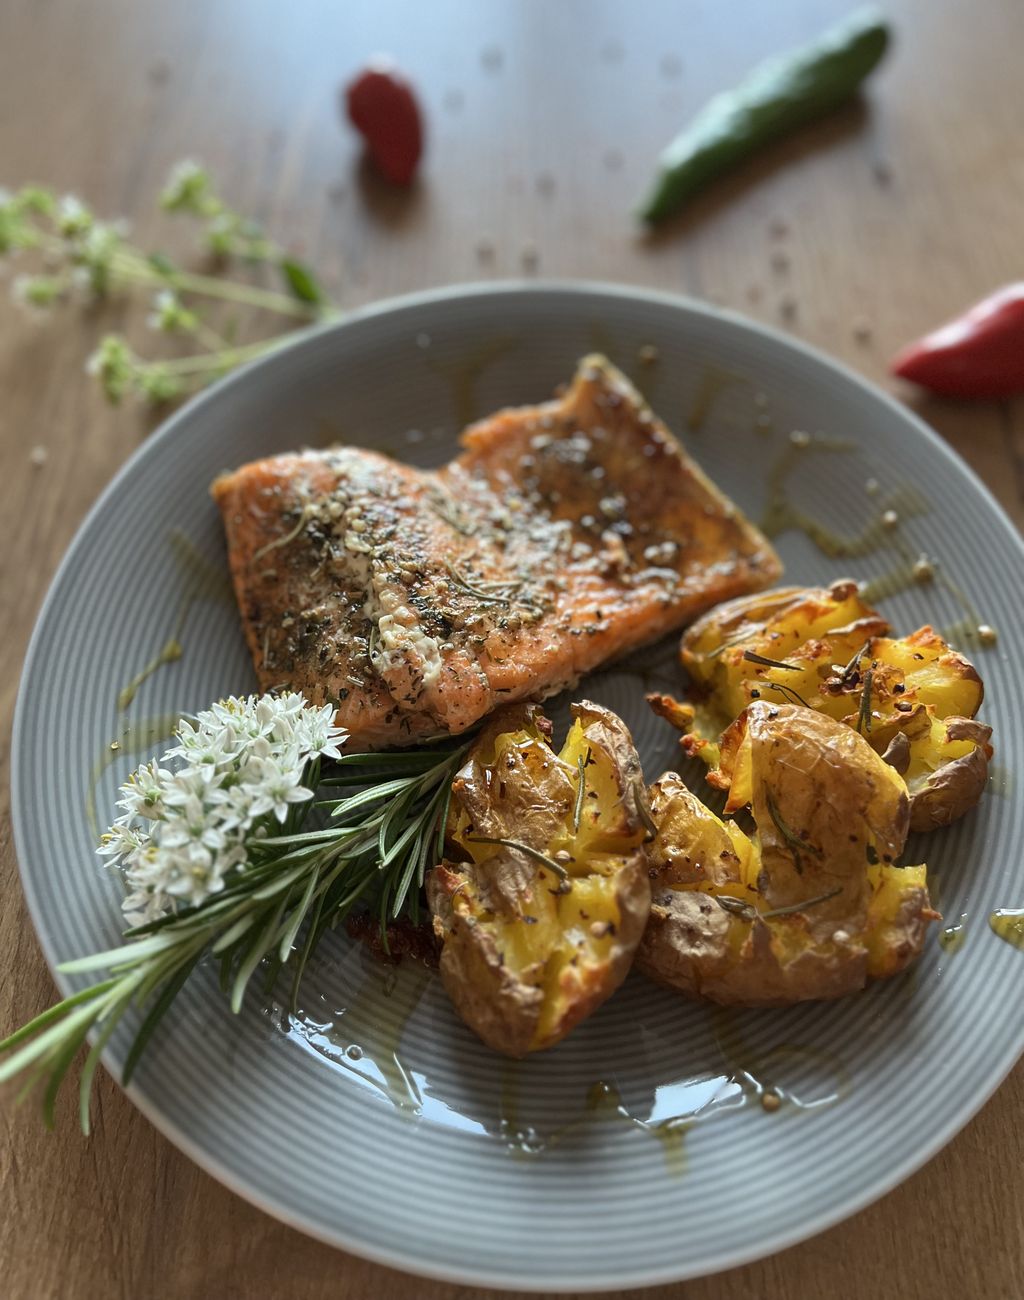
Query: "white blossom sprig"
0 693 470 1131
0 163 336 406
100 692 345 924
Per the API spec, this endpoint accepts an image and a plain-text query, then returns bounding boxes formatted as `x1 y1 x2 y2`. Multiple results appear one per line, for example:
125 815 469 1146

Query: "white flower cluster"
98 694 347 925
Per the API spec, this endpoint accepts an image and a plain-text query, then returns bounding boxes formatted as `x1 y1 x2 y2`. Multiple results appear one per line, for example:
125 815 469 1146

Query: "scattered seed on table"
852 315 873 343
882 509 900 529
29 445 48 467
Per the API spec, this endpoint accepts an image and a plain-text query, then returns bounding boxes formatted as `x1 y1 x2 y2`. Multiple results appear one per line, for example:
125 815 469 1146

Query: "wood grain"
1 1 1022 1296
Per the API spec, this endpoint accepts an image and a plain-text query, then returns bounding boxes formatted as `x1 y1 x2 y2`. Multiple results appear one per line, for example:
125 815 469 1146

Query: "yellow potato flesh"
450 719 645 1050
647 725 930 998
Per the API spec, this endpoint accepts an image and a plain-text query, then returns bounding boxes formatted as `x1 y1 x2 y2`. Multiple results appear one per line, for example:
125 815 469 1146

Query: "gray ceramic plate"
12 284 1024 1292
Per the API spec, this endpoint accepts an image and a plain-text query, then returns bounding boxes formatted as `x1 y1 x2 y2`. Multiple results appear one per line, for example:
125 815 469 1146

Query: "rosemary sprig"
760 680 813 709
856 666 875 735
465 835 573 890
708 623 766 658
573 755 587 834
839 639 873 688
742 649 800 671
716 885 842 922
765 789 823 875
633 778 659 843
0 697 471 1131
444 562 520 606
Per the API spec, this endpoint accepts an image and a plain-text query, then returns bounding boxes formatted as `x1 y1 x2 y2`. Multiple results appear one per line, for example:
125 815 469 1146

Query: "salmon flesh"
211 355 781 748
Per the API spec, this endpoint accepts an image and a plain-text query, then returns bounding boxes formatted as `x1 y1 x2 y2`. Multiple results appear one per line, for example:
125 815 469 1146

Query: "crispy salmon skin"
211 355 781 747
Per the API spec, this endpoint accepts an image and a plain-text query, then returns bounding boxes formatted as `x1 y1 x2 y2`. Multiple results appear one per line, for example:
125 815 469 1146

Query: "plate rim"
10 278 1024 1292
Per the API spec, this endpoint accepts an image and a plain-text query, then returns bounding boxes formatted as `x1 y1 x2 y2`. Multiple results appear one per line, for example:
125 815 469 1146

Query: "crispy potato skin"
636 705 937 1007
426 701 650 1056
653 582 991 831
428 863 543 1057
907 717 993 832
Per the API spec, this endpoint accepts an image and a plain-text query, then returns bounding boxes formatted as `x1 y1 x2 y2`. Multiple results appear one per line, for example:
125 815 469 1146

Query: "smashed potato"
650 581 992 831
637 703 938 1005
426 701 651 1056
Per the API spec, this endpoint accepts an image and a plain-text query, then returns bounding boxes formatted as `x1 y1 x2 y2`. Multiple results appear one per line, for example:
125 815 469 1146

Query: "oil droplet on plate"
990 909 1024 950
939 914 967 954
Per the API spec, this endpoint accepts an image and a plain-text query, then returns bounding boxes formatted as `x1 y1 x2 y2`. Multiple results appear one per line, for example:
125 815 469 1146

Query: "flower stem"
139 337 286 376
114 251 329 320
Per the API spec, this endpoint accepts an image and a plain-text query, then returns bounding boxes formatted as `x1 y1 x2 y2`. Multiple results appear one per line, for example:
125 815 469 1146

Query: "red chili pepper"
345 63 423 186
890 284 1024 399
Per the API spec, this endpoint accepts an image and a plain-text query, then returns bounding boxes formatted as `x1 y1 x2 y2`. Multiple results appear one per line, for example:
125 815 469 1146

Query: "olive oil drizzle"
687 366 749 433
939 914 968 954
92 533 236 836
494 1007 847 1173
761 436 932 559
758 433 996 642
989 909 1024 950
426 337 519 430
115 531 234 712
497 1067 697 1173
987 765 1013 797
711 1008 849 1113
282 962 431 1113
117 638 184 712
85 714 181 841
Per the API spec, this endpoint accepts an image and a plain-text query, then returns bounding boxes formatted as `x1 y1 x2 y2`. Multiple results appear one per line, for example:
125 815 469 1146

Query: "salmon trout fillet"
212 355 781 748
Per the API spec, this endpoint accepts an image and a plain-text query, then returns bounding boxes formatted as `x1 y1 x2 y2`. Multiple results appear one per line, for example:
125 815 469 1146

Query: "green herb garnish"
856 666 875 734
573 755 587 834
742 649 800 671
761 680 813 709
838 639 873 687
0 695 470 1131
0 162 337 407
716 885 842 922
765 789 823 875
464 835 573 889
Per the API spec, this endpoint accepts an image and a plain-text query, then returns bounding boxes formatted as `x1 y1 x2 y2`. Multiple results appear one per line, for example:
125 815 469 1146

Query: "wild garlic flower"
147 288 199 335
160 159 215 215
85 334 138 403
55 195 93 239
99 693 347 924
10 274 64 310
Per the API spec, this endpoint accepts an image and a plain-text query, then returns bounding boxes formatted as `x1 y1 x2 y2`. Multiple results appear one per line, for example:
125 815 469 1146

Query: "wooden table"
2 1 1022 1296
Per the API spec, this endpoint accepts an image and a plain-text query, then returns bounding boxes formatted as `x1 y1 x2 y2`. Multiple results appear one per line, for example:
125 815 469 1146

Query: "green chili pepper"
638 6 891 224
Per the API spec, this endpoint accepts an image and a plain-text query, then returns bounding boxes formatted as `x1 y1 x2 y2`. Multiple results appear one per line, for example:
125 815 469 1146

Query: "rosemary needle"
465 835 572 888
742 649 800 671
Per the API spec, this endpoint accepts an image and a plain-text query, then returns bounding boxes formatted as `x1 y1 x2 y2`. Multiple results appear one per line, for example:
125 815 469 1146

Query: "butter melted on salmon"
212 356 781 748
